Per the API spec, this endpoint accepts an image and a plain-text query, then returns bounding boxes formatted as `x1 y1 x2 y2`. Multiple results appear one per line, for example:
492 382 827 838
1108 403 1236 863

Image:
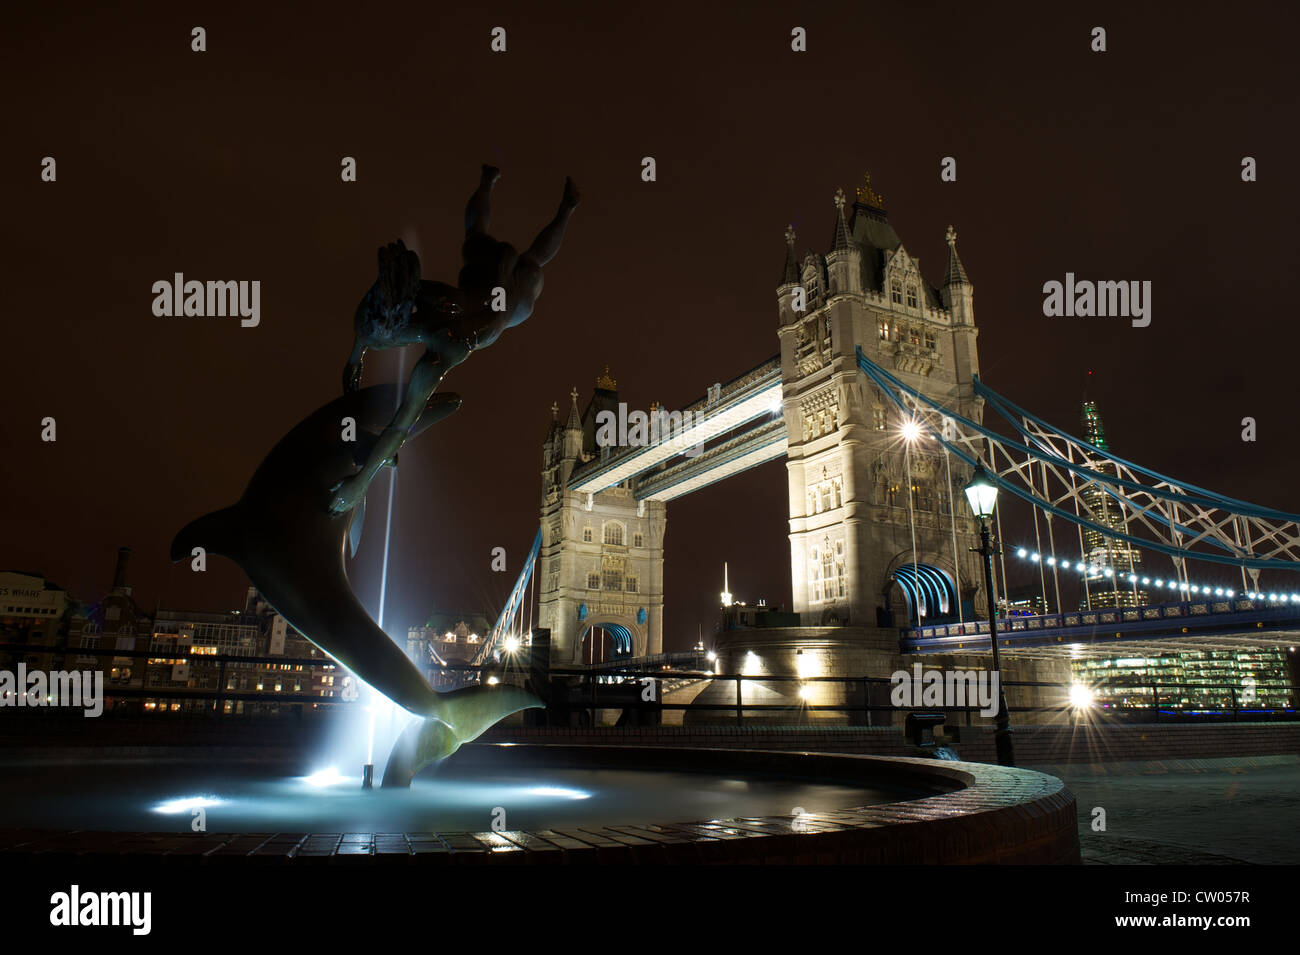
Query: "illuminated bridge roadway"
903 595 1300 659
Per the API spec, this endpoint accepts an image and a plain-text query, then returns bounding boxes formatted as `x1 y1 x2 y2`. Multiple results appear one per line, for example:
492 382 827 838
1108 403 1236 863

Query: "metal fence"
2 642 1294 726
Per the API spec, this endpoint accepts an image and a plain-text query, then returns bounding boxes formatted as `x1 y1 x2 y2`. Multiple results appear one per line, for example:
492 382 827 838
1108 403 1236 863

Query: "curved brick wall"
0 745 1080 865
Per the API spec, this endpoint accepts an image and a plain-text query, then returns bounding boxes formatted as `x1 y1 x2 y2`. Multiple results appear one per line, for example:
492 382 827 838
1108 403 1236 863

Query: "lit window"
878 319 891 340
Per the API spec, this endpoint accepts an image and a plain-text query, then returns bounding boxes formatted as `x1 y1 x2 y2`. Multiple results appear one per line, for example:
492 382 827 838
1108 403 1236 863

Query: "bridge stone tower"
777 175 988 628
536 370 667 663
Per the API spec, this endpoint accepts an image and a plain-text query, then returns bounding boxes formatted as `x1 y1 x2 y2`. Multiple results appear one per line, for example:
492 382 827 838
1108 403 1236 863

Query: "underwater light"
153 795 223 814
303 767 350 788
528 786 591 800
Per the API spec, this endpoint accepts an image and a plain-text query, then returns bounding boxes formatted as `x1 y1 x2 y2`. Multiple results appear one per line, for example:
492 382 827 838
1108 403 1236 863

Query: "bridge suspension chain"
855 346 1300 574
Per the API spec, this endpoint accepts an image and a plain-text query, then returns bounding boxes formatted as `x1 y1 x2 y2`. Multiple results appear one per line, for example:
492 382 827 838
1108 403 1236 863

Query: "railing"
905 596 1300 647
4 640 1295 727
541 667 1300 726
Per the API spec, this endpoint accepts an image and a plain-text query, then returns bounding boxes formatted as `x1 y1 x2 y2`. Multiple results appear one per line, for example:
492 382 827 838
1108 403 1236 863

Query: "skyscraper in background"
1079 399 1148 609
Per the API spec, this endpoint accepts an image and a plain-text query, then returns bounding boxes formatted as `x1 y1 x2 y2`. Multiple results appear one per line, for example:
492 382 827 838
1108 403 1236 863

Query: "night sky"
4 2 1299 649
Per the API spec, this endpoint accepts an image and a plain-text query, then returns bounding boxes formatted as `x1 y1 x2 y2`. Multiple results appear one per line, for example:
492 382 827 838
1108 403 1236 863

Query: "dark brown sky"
4 1 1299 647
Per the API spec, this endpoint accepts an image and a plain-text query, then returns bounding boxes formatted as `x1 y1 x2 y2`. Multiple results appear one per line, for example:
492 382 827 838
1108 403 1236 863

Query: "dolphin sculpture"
170 382 542 786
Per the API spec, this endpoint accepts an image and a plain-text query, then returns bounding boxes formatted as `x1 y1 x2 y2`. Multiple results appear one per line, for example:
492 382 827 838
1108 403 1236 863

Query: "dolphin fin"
170 506 242 563
381 684 543 788
348 493 367 558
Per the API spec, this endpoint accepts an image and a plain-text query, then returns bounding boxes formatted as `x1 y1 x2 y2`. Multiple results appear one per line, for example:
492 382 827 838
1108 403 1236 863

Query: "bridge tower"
777 175 988 627
536 370 667 663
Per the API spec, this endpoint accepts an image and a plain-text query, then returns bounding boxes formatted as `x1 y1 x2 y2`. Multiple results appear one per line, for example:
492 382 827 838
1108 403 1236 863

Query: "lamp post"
963 462 1016 767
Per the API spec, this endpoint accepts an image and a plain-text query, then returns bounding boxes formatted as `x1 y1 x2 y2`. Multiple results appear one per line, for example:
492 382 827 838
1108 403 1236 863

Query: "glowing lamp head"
963 463 998 520
1068 683 1095 710
503 635 521 654
901 420 923 443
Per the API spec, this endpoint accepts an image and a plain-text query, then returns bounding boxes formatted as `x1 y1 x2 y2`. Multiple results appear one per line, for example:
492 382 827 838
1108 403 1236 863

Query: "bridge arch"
575 616 641 663
886 556 960 625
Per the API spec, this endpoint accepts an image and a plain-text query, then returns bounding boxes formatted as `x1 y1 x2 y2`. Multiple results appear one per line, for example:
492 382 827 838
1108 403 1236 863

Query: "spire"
1081 397 1109 451
566 387 581 430
830 188 852 252
782 225 798 284
942 225 970 287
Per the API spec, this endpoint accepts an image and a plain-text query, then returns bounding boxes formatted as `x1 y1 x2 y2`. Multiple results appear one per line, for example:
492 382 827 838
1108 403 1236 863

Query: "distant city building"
1002 585 1047 617
0 570 73 674
1073 647 1294 711
719 601 800 631
68 547 153 706
1079 399 1148 609
149 589 338 715
64 548 343 715
407 611 493 665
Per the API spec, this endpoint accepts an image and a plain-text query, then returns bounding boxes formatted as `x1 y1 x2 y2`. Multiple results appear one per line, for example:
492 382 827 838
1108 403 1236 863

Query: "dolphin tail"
381 684 544 788
170 506 243 563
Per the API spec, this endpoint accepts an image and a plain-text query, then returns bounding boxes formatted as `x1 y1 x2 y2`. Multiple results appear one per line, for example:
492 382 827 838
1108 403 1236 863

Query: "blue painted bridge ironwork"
904 596 1300 655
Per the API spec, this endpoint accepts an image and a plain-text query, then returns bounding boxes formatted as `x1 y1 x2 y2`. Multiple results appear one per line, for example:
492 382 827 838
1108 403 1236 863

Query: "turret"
941 225 973 324
776 225 801 327
825 188 862 297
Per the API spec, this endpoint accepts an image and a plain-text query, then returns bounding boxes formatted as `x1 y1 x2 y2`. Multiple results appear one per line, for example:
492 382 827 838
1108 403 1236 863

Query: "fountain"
0 166 1081 866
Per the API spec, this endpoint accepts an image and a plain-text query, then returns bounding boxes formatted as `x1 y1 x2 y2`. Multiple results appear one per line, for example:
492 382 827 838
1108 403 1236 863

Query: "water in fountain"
309 345 417 787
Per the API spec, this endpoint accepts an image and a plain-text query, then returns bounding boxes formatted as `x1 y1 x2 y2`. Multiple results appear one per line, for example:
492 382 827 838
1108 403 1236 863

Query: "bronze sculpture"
331 164 579 514
171 166 577 785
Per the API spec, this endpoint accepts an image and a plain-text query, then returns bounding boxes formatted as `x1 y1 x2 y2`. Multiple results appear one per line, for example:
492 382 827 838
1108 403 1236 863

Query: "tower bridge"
471 174 1300 694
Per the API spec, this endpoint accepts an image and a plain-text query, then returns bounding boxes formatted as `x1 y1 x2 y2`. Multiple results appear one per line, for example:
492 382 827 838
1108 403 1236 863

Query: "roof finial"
595 365 617 390
551 401 558 420
782 224 799 284
942 224 970 287
831 188 852 251
570 386 579 404
855 172 884 207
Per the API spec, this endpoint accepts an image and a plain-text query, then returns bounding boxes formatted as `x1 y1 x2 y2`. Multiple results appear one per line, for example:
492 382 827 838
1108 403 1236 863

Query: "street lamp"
963 462 1016 767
